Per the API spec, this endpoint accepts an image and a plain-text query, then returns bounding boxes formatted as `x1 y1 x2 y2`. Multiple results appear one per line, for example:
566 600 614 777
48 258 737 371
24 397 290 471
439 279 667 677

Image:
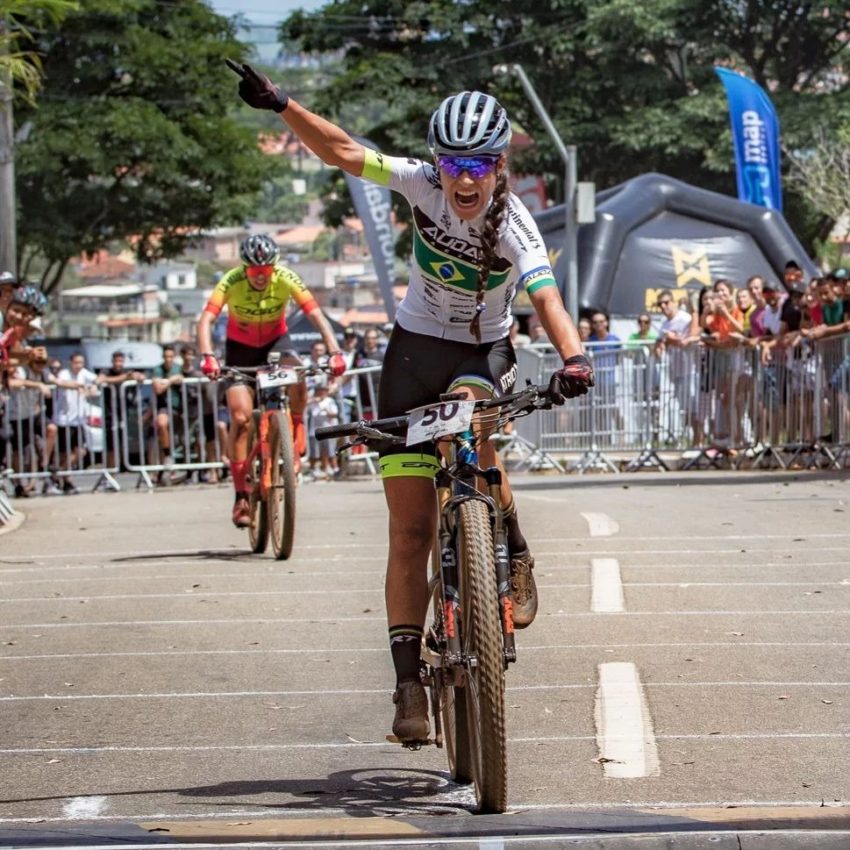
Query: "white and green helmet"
427 91 511 156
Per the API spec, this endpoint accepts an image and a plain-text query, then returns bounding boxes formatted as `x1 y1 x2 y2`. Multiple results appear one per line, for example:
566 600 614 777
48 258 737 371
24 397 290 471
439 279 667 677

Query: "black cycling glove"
548 354 595 405
225 59 289 113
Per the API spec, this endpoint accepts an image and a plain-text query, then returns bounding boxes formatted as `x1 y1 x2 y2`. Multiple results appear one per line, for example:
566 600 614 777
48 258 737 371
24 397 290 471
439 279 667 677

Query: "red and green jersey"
204 265 318 348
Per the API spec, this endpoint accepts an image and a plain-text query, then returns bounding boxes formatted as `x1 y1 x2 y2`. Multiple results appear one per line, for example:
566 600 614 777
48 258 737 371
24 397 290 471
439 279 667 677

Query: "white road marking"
3 560 849 583
6 680 845 702
4 548 850 576
3 731 849 756
3 641 849 662
4 609 849 630
580 512 619 537
61 796 108 819
4 531 850 564
594 662 659 779
591 559 624 613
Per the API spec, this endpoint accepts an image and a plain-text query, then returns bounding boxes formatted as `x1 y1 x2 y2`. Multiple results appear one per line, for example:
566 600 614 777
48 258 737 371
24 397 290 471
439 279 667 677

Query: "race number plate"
257 368 299 389
406 400 475 446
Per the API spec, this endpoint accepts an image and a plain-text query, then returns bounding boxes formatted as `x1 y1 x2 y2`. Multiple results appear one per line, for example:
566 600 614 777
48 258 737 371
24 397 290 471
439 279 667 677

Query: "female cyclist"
228 61 594 743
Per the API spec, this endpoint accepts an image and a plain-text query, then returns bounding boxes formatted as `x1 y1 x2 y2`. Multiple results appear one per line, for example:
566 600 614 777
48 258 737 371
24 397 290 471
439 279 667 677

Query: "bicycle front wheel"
246 413 268 554
268 410 297 560
457 498 507 813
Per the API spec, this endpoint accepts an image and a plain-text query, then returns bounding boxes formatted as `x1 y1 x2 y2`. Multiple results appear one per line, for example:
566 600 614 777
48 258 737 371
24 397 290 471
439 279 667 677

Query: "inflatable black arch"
534 172 817 316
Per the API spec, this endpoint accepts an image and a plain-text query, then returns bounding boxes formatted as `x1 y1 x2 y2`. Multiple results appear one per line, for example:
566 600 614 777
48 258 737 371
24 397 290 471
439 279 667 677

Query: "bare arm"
278 100 367 177
528 286 584 360
305 309 343 355
197 311 216 357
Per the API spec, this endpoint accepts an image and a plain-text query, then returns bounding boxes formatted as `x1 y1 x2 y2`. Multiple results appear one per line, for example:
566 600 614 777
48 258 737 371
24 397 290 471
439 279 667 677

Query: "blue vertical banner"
715 67 783 212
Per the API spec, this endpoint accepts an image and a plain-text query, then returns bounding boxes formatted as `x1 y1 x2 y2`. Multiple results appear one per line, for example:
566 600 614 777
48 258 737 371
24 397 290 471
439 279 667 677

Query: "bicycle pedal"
385 734 433 750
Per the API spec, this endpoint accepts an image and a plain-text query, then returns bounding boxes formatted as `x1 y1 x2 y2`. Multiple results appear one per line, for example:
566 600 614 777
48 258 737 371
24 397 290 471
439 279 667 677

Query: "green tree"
281 0 850 253
14 0 269 293
0 1 76 103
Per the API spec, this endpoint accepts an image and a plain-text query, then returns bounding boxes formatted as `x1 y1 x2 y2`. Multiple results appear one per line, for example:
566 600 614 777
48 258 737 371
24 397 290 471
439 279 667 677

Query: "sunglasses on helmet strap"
436 155 500 179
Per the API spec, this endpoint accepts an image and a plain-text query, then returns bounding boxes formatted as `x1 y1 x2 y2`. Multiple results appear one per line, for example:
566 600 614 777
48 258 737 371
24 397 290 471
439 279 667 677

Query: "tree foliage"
14 0 268 292
0 1 76 103
281 0 850 253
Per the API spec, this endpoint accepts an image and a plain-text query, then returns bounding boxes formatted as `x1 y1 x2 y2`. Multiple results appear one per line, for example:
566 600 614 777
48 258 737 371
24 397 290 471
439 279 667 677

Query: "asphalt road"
1 469 849 847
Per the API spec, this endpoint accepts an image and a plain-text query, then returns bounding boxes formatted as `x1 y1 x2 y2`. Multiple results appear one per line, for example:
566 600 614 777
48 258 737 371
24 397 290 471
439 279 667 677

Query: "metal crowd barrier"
4 335 850 496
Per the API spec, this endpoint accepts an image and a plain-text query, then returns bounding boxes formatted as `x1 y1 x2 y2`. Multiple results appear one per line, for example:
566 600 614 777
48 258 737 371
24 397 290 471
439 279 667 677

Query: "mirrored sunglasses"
246 264 274 278
437 155 500 179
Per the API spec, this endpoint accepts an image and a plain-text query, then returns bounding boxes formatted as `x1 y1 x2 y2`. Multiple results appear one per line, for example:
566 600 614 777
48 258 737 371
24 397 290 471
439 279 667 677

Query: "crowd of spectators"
1 295 393 493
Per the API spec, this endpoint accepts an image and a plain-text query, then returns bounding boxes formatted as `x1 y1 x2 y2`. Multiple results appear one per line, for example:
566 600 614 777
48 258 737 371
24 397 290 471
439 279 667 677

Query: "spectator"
52 351 98 494
306 381 340 480
701 280 744 447
509 317 531 347
527 314 549 343
702 279 744 345
656 289 702 445
746 276 767 339
577 316 591 343
627 312 657 347
588 309 622 437
151 344 183 471
359 327 385 364
784 260 805 294
96 350 145 475
6 355 57 497
339 327 363 422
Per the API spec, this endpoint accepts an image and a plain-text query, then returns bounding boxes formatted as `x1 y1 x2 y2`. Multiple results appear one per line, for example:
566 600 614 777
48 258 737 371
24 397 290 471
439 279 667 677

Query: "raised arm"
226 61 366 177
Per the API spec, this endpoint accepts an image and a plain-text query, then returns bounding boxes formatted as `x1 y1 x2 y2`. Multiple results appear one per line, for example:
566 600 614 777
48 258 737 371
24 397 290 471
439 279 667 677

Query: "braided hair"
470 170 509 344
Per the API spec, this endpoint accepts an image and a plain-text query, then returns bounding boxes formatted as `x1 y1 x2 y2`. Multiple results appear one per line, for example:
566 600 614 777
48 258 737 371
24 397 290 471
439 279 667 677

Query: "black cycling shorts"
377 324 517 462
225 336 300 385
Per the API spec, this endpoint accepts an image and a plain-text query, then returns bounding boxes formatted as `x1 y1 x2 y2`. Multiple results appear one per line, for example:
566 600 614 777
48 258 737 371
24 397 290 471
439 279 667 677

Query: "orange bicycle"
223 354 330 560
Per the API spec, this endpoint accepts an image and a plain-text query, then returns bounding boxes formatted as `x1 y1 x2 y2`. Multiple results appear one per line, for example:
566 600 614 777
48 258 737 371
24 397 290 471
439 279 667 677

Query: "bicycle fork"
435 469 517 669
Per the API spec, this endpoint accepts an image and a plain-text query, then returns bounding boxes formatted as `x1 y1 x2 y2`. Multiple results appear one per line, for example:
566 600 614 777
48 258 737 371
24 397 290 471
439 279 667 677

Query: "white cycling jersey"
361 149 557 344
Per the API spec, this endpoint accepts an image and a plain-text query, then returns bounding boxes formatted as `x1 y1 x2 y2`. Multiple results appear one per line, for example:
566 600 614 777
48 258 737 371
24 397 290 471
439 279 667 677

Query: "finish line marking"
581 512 620 537
591 559 624 613
595 662 659 779
61 795 108 819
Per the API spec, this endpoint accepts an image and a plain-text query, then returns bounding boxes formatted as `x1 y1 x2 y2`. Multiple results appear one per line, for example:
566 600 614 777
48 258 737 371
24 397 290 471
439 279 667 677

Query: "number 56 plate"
406 400 475 446
258 368 299 389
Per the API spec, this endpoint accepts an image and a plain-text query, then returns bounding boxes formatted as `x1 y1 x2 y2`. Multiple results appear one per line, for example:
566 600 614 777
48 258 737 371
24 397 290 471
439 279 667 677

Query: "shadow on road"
176 768 472 816
0 768 472 818
110 549 254 563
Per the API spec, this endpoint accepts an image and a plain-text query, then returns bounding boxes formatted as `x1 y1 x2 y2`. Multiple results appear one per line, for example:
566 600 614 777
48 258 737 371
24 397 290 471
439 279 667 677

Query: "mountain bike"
316 383 554 814
223 355 330 560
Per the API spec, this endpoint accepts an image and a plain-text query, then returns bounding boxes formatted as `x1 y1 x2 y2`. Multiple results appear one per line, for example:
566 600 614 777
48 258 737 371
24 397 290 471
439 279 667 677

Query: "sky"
209 0 326 26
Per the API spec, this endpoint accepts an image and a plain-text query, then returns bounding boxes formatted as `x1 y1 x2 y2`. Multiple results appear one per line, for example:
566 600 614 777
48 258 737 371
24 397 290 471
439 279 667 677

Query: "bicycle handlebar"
315 383 553 445
220 362 331 382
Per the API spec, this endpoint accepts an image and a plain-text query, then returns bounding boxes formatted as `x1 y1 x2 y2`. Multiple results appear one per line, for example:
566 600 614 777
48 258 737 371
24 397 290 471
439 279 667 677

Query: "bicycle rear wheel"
457 497 507 813
430 552 473 785
246 414 268 554
268 410 297 560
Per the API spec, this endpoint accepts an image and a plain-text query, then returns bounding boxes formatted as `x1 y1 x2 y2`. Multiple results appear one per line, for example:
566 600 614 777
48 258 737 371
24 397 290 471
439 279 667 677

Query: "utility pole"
494 63 579 320
0 16 17 274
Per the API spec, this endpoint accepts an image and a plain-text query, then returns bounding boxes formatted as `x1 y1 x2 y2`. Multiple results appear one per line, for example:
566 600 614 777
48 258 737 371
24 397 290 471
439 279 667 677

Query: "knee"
230 409 251 432
389 517 434 558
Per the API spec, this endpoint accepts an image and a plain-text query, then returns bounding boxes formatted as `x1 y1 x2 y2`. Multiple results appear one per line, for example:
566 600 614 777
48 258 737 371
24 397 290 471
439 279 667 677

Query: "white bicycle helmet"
240 233 280 266
427 91 512 156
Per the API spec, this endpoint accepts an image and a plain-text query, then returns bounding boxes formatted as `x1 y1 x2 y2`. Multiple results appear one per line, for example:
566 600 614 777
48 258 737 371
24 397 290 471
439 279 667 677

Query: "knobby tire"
246 414 268 554
457 498 507 813
269 411 297 560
